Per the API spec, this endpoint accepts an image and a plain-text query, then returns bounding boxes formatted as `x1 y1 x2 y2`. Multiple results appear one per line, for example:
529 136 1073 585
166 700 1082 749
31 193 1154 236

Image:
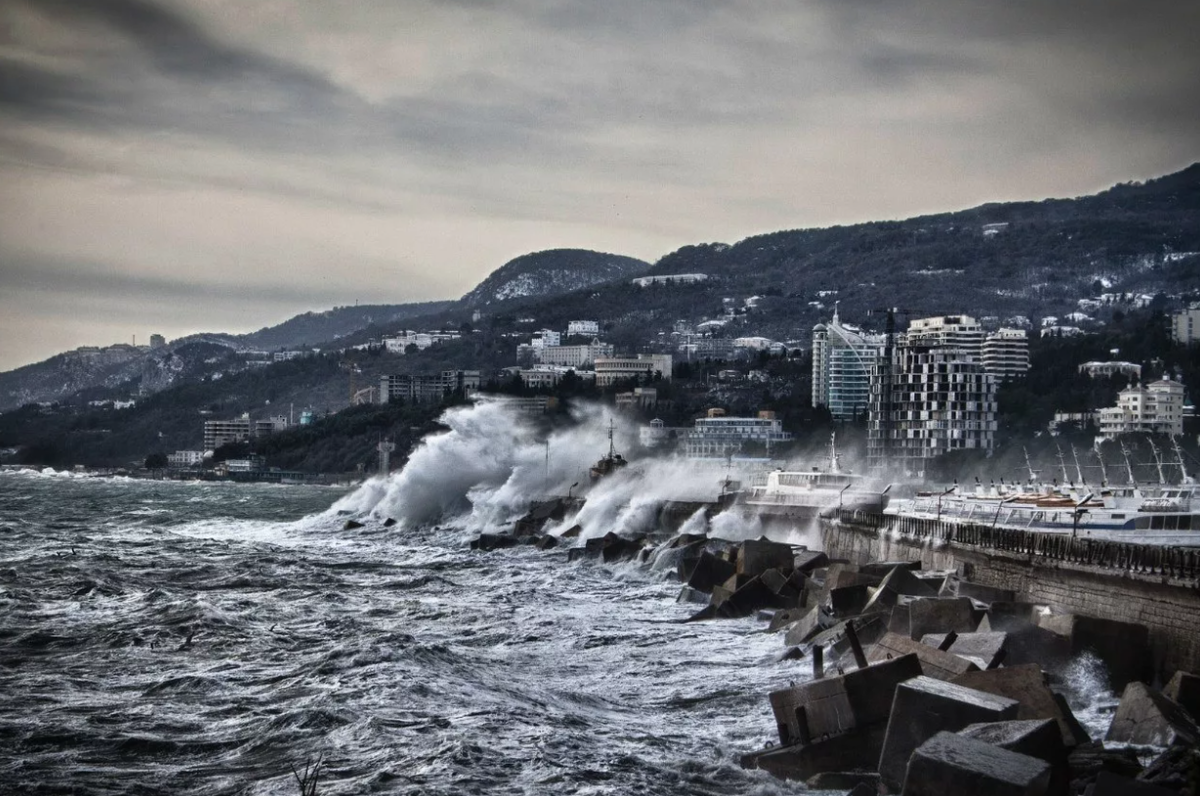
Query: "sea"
0 401 1122 796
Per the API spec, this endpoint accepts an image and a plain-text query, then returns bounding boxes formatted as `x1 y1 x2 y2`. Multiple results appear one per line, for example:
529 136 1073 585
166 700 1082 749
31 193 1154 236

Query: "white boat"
738 434 891 523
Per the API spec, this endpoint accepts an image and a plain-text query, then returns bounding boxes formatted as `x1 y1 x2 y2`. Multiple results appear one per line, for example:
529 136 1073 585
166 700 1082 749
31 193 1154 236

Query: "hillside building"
531 329 561 348
1079 361 1142 379
203 415 285 451
149 334 166 348
1172 305 1200 345
811 308 883 420
534 340 613 368
1096 377 1185 441
379 370 481 404
683 411 793 459
981 328 1030 380
594 354 673 386
167 450 204 468
631 273 708 287
567 320 600 336
904 315 985 354
867 343 998 476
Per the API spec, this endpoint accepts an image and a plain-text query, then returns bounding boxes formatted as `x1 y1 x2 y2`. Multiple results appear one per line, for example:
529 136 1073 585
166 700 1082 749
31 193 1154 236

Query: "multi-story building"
535 340 614 368
981 328 1030 380
382 331 460 354
202 415 285 451
1078 361 1142 379
1172 305 1200 345
615 387 658 411
379 371 481 404
683 411 793 459
531 329 561 349
1096 377 1185 441
167 450 204 468
811 308 883 420
867 346 998 476
594 354 673 386
149 334 166 348
567 320 600 337
904 315 985 354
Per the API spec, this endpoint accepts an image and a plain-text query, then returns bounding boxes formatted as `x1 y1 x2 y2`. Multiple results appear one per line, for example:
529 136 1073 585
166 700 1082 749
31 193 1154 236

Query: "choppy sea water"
0 471 836 796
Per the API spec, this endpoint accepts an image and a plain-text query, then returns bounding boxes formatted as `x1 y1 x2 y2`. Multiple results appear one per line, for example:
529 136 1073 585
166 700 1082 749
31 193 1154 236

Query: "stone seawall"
821 510 1200 680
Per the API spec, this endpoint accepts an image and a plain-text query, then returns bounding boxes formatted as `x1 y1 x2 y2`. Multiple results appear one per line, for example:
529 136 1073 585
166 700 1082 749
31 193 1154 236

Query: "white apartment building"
531 329 561 349
167 450 204 468
535 340 614 368
683 412 793 459
515 366 595 389
1078 361 1142 379
1096 377 1185 441
1172 305 1200 345
383 331 460 354
594 354 673 386
202 415 283 451
867 347 998 476
567 320 600 336
904 315 985 354
811 308 883 420
981 328 1030 380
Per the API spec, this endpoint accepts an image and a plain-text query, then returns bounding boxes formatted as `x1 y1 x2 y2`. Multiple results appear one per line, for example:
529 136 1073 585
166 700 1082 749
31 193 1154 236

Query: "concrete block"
829 569 884 590
742 724 888 782
781 606 824 644
952 664 1089 747
980 602 1046 631
878 675 1020 791
794 549 829 573
830 583 875 617
739 539 795 577
676 585 710 605
908 597 978 640
718 575 792 618
921 631 1008 669
806 771 881 791
973 621 1071 671
959 719 1068 794
955 580 1017 604
813 614 890 663
888 603 912 636
901 731 1051 796
868 632 979 681
769 606 807 633
768 653 923 746
685 550 737 593
862 566 938 614
1088 770 1176 796
860 560 922 576
1105 681 1199 747
1037 613 1151 692
1162 670 1200 722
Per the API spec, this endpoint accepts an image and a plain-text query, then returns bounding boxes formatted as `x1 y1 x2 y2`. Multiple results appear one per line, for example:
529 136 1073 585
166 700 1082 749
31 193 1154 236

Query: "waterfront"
0 471 814 796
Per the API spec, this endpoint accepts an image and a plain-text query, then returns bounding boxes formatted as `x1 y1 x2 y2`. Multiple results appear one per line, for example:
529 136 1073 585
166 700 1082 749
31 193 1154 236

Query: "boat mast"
1071 445 1087 486
1022 447 1039 486
1096 450 1109 486
829 432 841 472
1148 439 1166 485
1171 435 1190 484
1120 441 1136 485
1055 443 1070 484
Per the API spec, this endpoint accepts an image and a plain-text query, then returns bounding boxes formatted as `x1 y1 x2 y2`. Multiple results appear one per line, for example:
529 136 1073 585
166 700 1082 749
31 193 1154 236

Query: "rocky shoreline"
468 506 1200 796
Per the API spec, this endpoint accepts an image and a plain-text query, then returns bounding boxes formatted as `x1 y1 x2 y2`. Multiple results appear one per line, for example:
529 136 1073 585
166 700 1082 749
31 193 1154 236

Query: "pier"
822 509 1200 680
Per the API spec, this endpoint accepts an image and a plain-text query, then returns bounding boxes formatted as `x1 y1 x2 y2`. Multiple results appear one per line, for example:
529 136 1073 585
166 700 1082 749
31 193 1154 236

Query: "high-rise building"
981 328 1030 380
904 315 984 353
379 371 481 404
1172 305 1200 345
811 308 883 420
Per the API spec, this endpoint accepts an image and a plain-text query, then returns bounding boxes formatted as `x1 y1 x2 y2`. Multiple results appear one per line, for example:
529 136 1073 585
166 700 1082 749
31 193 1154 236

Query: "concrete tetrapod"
878 675 1020 792
901 731 1051 796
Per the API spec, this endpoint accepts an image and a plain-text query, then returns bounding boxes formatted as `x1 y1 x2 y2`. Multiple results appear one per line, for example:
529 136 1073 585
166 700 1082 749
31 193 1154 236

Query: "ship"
738 434 891 523
589 421 628 480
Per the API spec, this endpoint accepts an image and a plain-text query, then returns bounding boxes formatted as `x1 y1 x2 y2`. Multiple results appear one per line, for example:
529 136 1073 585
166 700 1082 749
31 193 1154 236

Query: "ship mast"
1055 443 1070 484
1022 447 1039 486
1171 435 1190 484
1096 450 1109 486
1149 438 1166 485
1120 440 1136 485
1071 445 1087 486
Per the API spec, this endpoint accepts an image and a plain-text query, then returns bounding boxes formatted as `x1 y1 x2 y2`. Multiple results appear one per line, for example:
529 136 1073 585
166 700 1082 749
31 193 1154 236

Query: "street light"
936 485 957 521
1072 492 1093 539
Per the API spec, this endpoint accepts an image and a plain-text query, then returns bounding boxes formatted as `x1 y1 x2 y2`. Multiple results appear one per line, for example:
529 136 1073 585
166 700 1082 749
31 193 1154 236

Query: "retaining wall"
820 510 1200 680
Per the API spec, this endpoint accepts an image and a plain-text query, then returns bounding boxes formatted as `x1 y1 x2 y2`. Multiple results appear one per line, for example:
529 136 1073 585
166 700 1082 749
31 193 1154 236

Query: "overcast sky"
1 0 1197 371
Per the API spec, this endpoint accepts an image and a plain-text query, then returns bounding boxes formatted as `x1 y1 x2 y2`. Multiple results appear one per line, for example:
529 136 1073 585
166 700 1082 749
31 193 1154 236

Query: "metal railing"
829 509 1200 583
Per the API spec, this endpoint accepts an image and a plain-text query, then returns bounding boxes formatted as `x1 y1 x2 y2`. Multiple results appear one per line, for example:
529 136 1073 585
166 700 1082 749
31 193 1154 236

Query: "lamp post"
936 485 957 521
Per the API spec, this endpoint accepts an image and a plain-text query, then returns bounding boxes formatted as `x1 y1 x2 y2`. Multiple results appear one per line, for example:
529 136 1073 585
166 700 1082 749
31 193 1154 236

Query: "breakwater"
822 509 1200 680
